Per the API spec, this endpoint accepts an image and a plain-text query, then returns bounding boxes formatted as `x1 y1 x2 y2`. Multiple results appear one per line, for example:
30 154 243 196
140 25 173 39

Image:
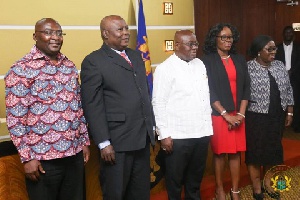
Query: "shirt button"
134 73 137 76
144 116 147 119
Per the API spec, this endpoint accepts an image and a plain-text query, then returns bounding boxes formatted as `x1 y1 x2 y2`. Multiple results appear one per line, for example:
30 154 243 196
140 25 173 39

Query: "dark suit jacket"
276 42 300 86
201 53 250 116
80 43 155 152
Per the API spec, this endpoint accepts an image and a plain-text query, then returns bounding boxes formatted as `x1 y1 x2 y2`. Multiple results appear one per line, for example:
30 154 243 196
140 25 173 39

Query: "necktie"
120 52 132 66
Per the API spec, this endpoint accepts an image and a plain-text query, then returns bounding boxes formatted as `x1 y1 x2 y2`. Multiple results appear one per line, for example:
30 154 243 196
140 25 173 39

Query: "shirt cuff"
157 128 170 140
98 140 111 149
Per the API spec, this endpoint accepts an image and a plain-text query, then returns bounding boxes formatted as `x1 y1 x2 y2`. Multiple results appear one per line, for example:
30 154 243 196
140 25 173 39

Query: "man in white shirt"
152 30 213 200
276 26 300 132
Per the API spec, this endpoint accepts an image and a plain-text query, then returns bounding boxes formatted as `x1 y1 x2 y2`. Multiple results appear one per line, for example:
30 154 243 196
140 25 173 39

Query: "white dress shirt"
283 41 293 71
152 54 213 140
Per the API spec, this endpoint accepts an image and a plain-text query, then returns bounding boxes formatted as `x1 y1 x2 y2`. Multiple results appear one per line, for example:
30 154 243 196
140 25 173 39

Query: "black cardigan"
201 53 250 116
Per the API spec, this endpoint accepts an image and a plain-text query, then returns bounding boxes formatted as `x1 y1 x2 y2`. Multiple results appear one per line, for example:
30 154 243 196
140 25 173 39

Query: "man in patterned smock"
5 18 90 200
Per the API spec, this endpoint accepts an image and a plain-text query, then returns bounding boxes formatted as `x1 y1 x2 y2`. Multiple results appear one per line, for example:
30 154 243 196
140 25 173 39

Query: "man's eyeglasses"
36 29 66 37
264 47 278 53
181 42 199 48
216 35 233 41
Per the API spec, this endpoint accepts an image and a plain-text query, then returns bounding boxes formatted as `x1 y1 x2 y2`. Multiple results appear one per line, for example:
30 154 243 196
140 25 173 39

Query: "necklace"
221 55 230 59
255 58 270 68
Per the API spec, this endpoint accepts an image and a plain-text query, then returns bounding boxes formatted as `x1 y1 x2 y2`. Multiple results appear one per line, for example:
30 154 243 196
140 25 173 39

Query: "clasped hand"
100 145 115 165
224 114 244 130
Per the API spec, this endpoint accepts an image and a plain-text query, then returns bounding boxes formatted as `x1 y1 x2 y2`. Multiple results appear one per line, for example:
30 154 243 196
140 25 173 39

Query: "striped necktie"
120 52 132 66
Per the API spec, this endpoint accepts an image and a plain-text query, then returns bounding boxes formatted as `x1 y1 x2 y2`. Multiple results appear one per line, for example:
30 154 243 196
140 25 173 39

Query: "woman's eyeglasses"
216 35 233 41
264 47 278 53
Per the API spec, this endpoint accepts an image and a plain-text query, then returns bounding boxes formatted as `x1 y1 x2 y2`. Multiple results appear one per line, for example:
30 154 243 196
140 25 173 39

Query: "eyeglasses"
264 47 278 52
216 35 234 41
36 29 66 37
181 42 199 48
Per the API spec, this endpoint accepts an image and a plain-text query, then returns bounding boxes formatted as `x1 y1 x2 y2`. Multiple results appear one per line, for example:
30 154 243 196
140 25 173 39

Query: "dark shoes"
265 190 280 199
262 186 280 199
253 192 264 200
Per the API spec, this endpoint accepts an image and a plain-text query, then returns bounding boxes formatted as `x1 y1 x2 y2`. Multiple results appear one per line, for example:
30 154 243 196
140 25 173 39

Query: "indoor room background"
0 0 194 141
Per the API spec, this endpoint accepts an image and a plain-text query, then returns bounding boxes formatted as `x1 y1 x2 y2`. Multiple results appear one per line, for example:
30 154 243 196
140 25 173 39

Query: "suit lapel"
126 50 138 68
102 44 133 71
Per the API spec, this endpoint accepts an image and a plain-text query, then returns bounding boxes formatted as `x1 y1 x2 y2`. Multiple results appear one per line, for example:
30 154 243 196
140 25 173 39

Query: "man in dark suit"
276 26 300 132
80 15 155 200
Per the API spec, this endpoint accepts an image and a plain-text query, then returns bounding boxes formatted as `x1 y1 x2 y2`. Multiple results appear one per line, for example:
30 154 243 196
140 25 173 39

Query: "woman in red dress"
202 23 250 200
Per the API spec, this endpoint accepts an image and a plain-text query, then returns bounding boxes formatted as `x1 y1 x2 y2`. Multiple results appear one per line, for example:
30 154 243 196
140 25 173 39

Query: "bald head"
35 18 61 31
174 30 198 61
174 30 195 43
100 15 124 40
99 15 130 50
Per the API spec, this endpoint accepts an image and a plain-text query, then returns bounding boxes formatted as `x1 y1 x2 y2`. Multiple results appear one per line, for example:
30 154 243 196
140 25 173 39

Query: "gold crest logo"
264 165 293 194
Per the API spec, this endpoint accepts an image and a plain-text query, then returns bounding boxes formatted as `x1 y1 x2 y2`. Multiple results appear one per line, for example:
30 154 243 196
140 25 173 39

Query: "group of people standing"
200 24 294 200
4 15 297 200
203 24 294 200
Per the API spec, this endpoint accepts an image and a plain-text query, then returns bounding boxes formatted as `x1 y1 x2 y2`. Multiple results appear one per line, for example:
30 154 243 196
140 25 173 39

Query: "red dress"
210 58 246 154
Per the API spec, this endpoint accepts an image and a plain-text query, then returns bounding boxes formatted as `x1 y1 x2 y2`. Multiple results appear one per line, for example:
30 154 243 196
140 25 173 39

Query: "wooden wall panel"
194 0 300 58
239 0 276 56
274 3 300 43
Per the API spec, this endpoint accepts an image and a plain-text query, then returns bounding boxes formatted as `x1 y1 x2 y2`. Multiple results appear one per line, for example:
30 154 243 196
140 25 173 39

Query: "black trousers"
164 136 210 200
99 143 150 200
26 151 85 200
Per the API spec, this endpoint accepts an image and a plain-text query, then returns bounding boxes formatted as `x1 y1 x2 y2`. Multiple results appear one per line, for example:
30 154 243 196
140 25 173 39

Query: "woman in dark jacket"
202 23 250 200
246 35 293 200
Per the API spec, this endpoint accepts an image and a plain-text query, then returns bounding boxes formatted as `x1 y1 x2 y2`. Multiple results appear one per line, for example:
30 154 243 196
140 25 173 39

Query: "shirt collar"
173 53 196 64
284 41 293 46
112 48 126 55
30 45 65 61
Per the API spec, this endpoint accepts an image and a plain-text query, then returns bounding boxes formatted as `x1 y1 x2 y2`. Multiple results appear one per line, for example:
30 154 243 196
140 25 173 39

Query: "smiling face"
257 41 277 66
216 26 233 55
33 18 63 60
101 16 130 51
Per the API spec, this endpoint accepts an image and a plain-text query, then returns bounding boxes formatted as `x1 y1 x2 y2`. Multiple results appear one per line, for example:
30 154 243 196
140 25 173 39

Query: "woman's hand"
223 114 242 130
285 115 293 126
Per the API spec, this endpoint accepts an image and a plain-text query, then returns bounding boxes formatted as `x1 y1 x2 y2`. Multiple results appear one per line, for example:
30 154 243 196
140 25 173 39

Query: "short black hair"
248 35 273 58
283 25 294 34
203 23 240 55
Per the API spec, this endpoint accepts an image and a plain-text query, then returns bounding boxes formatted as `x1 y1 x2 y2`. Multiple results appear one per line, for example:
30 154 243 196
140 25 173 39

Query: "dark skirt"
245 111 285 166
245 71 285 166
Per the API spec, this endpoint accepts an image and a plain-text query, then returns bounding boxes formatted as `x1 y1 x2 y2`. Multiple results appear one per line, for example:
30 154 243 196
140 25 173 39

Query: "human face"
33 19 63 59
104 18 130 51
216 27 233 54
257 41 277 66
283 28 294 43
175 34 198 61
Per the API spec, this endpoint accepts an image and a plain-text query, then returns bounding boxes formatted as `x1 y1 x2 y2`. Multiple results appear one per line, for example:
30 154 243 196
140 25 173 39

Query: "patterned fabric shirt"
5 46 90 163
247 59 294 113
